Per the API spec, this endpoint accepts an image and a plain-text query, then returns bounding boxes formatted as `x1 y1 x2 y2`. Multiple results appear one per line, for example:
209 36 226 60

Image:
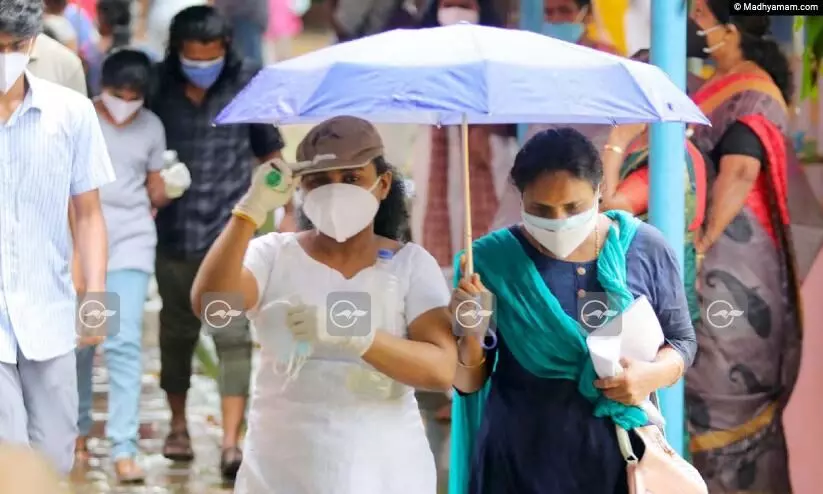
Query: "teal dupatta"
448 210 648 494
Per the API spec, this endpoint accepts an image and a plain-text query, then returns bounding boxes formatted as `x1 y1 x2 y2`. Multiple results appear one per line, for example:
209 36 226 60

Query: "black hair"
706 0 793 103
419 0 503 28
630 49 650 62
510 127 602 192
296 156 411 242
163 5 238 81
0 0 43 38
97 0 131 48
101 48 153 96
574 0 592 7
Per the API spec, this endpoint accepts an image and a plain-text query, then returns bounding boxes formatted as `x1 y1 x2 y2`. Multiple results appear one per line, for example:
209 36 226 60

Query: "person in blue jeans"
213 0 267 65
75 49 182 484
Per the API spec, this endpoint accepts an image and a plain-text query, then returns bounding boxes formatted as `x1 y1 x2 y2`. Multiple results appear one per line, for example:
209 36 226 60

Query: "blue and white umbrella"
215 23 708 126
215 23 708 274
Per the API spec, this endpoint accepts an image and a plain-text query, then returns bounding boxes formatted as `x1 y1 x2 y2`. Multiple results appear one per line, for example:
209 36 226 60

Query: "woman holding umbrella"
191 116 457 494
450 128 697 493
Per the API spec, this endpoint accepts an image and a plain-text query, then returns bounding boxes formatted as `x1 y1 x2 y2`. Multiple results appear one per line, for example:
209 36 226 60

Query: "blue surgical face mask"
179 55 225 89
541 22 585 43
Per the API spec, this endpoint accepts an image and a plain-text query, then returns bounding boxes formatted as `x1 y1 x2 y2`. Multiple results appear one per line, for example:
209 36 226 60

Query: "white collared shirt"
0 73 115 363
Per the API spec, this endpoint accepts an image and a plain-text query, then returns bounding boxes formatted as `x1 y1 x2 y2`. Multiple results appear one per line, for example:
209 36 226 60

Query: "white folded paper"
585 295 666 427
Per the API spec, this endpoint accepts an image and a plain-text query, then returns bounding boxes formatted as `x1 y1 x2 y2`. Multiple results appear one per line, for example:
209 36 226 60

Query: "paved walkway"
69 309 230 494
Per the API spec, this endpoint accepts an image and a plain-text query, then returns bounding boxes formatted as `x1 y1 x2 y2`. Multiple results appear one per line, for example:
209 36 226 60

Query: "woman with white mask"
75 49 189 484
191 116 457 494
449 128 697 494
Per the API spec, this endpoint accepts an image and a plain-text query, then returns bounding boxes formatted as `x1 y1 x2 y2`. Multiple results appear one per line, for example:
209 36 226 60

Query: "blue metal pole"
650 0 687 456
518 0 544 142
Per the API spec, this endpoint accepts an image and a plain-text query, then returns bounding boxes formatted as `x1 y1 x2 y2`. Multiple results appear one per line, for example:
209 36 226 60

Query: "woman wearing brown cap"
192 116 457 493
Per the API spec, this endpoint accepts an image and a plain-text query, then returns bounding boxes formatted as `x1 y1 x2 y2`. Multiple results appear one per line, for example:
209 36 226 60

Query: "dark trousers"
155 253 252 397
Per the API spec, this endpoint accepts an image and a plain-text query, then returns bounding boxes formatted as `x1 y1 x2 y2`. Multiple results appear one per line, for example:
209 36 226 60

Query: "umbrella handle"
461 115 474 277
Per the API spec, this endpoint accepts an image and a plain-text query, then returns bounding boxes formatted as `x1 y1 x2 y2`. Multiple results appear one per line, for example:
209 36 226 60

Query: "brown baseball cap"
294 116 384 175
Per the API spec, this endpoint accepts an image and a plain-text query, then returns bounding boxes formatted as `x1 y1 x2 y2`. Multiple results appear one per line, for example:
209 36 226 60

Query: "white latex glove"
285 303 376 358
160 162 192 199
233 159 296 228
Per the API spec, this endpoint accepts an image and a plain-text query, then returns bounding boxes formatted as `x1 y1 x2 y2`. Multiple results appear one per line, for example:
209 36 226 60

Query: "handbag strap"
615 425 640 465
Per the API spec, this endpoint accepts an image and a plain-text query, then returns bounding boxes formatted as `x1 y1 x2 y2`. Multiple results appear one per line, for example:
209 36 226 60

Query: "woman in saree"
449 128 697 494
600 129 708 326
684 4 802 491
603 1 801 490
600 50 710 327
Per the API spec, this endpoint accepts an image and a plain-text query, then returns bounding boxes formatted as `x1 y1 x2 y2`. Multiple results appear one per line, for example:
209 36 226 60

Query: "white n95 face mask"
521 197 599 259
302 179 381 243
101 92 144 124
0 52 30 94
438 7 480 25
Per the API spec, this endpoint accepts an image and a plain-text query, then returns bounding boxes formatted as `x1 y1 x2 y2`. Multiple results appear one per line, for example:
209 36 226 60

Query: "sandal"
220 447 243 482
162 430 194 462
114 457 146 485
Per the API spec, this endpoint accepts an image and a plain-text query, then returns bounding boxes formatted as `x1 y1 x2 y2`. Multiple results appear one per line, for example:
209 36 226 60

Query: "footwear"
114 457 145 485
162 430 194 462
220 447 243 482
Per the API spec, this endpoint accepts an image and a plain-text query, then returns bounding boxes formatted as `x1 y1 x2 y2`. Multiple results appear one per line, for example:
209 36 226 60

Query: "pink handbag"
616 424 708 494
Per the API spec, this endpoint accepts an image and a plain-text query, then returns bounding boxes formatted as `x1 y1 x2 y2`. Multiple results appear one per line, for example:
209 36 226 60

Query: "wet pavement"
66 32 335 494
69 309 231 494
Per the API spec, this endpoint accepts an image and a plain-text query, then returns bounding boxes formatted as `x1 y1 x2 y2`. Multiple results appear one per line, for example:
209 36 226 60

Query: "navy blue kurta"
468 224 695 494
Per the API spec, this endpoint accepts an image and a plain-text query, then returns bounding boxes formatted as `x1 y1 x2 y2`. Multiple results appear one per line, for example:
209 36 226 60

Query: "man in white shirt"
27 32 88 306
0 0 114 474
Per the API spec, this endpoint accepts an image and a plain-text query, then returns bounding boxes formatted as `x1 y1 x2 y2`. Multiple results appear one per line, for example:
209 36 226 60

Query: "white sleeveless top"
235 233 450 494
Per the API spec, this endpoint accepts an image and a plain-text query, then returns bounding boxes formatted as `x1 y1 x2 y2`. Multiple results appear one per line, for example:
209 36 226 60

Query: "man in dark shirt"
148 5 284 482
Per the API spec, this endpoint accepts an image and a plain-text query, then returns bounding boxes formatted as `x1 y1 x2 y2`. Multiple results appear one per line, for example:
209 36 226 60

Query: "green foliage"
799 17 823 99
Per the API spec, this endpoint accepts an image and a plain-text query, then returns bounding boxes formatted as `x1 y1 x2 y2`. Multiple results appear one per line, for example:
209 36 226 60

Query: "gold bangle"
604 144 624 154
457 355 486 369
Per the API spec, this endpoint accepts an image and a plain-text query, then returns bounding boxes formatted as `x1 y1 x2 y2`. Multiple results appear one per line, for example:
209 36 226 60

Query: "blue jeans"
232 16 265 66
76 269 150 460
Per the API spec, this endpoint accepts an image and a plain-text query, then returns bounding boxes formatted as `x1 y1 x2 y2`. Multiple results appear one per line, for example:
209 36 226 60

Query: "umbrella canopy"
215 23 709 126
